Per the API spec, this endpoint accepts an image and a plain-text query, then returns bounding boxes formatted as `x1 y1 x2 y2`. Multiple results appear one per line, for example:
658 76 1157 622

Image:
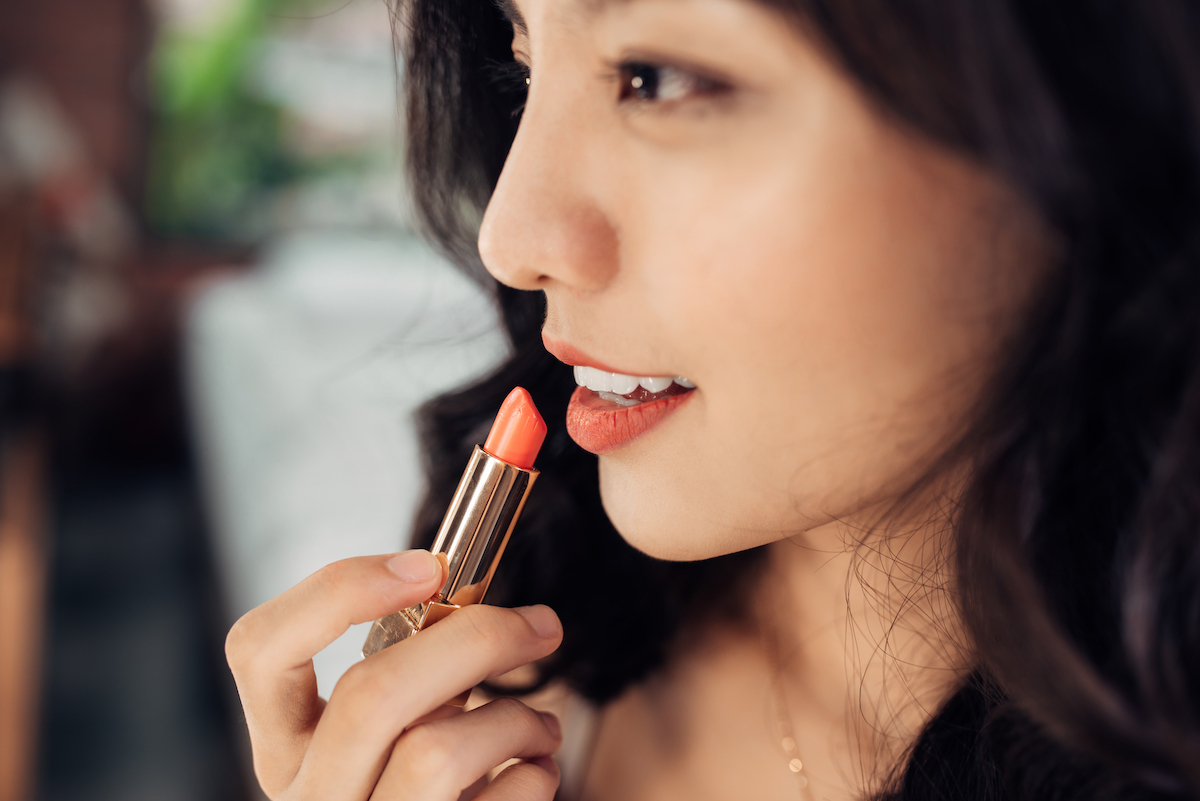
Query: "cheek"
599 123 1034 559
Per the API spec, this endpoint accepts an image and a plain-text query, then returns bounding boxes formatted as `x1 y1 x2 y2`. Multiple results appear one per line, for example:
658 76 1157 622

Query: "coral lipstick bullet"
483 387 546 470
362 388 547 703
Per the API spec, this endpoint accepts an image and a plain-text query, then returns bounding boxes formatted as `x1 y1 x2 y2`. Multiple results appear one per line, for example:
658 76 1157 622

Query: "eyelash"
488 58 728 115
615 61 728 105
489 59 532 117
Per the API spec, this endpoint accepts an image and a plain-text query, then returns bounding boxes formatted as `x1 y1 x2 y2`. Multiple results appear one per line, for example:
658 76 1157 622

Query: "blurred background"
0 1 507 799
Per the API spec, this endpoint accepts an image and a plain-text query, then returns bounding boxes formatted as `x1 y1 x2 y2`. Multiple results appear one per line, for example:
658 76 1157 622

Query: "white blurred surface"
186 231 507 697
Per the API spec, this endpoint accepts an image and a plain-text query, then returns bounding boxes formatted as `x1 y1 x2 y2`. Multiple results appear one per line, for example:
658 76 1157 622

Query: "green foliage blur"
147 0 305 240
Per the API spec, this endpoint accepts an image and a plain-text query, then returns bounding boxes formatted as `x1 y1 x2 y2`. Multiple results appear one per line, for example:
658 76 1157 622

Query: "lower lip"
565 386 694 454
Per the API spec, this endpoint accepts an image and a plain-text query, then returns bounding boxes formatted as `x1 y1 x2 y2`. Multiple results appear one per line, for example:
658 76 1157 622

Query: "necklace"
769 671 816 800
764 622 816 801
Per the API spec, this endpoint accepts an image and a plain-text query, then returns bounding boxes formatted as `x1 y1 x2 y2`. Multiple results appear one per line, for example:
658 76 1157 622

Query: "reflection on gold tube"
361 446 538 704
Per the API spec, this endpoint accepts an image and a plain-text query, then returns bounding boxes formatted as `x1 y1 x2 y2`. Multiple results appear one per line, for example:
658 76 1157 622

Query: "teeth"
598 391 640 407
610 373 640 395
638 376 673 393
573 365 696 395
588 367 612 392
575 366 609 392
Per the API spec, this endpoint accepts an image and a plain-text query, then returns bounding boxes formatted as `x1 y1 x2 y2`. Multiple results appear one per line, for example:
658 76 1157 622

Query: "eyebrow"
494 0 528 35
495 0 635 37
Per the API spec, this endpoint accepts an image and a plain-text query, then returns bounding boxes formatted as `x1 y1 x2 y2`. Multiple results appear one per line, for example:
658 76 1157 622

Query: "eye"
617 61 728 104
489 59 531 116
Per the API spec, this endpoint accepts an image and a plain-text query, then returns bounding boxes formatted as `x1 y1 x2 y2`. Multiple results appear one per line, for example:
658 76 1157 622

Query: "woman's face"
479 0 1049 560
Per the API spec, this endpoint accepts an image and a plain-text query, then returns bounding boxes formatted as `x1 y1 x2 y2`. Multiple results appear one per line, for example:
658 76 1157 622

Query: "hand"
225 551 564 800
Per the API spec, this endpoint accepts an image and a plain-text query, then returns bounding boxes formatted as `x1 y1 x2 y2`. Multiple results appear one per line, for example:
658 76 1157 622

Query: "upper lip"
542 335 653 375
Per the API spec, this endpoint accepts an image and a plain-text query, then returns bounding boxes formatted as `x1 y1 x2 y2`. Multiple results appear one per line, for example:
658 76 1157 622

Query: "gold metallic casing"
362 446 537 700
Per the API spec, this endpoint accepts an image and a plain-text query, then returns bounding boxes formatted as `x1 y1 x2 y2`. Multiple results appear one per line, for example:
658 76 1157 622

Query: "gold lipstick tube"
362 446 538 676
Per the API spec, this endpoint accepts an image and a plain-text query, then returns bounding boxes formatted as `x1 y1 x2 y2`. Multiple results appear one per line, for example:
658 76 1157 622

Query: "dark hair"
400 1 1200 797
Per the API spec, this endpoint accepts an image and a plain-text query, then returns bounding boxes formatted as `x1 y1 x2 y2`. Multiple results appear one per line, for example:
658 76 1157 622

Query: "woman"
224 0 1200 798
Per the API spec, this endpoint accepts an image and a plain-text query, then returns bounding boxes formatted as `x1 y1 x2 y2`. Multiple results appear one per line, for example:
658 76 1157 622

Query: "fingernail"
514 605 561 639
385 550 439 583
540 712 561 738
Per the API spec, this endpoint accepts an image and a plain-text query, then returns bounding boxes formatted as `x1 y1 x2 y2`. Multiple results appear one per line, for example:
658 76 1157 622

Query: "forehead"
497 0 641 35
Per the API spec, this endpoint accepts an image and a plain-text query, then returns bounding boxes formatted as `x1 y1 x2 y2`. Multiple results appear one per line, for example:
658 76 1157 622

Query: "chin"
597 457 767 562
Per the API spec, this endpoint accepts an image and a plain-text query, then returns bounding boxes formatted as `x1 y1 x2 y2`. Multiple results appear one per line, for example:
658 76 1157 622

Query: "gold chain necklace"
769 670 816 800
763 621 816 801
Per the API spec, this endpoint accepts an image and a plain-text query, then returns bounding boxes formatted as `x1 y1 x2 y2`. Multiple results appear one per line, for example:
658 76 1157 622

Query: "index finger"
227 551 444 678
225 551 444 795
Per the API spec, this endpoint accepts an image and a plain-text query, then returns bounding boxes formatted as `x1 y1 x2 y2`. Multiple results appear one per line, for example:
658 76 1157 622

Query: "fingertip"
513 605 562 640
528 755 560 778
539 711 561 739
485 756 560 800
385 550 442 584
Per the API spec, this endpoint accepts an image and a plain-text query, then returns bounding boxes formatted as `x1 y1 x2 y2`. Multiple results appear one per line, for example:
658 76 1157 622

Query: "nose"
477 94 619 293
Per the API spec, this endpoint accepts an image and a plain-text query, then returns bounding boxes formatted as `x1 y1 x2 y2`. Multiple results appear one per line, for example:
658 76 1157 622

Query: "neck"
758 504 971 796
581 501 971 801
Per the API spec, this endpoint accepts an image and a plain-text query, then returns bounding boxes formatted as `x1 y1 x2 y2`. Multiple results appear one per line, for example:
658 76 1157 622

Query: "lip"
566 386 693 454
542 334 695 454
542 335 644 375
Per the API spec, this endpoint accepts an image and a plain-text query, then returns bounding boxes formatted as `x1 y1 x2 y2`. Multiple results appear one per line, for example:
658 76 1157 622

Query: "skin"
226 551 565 800
228 0 1052 798
481 0 1045 561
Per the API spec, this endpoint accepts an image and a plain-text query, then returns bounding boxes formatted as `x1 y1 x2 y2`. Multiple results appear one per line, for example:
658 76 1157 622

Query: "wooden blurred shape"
0 429 47 801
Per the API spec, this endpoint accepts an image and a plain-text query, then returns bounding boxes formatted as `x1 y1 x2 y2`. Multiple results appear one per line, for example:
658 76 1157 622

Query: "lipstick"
541 336 696 454
362 387 547 702
566 385 693 455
